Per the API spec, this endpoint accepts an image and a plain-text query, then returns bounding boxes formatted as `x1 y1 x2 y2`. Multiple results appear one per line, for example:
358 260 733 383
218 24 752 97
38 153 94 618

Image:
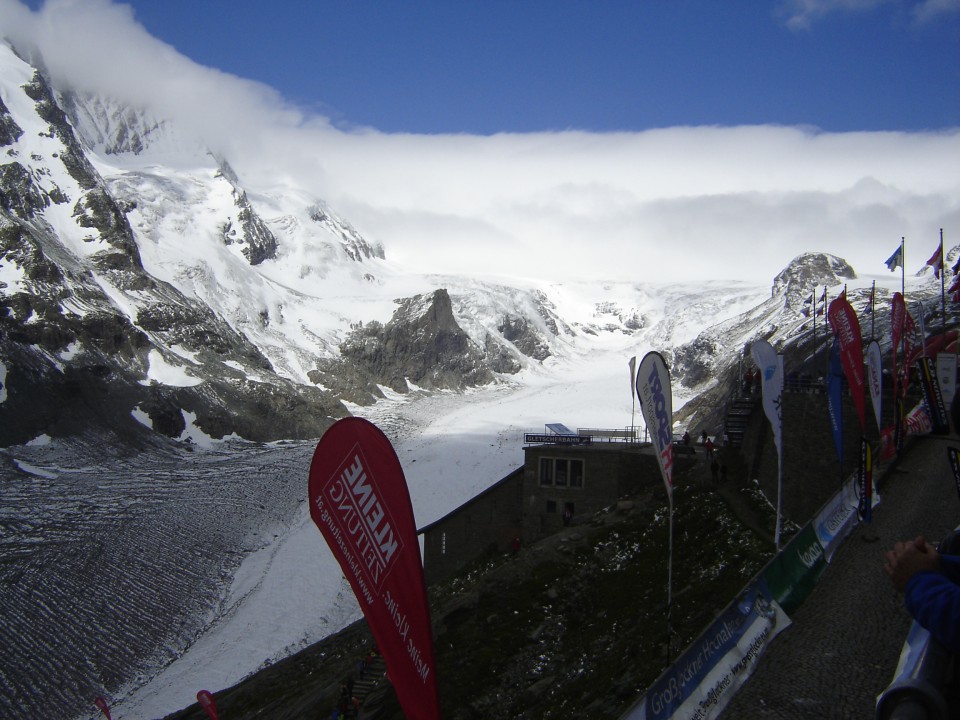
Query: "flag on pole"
751 339 783 549
635 351 675 648
927 242 944 279
948 447 960 501
866 340 883 433
828 295 867 432
308 418 441 720
94 697 112 720
886 244 904 271
827 337 845 467
197 691 220 720
636 353 674 501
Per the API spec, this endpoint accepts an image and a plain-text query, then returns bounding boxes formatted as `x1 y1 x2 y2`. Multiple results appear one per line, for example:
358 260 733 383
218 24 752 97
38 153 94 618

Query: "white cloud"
779 0 894 30
3 0 958 285
266 125 959 283
912 0 960 23
0 0 305 155
778 0 959 29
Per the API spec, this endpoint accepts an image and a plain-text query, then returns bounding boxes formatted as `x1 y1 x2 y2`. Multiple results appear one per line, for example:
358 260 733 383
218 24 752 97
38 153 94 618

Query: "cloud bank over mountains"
2 0 958 284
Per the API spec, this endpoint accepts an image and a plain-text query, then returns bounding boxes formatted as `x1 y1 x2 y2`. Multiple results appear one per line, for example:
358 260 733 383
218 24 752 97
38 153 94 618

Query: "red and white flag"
927 241 944 279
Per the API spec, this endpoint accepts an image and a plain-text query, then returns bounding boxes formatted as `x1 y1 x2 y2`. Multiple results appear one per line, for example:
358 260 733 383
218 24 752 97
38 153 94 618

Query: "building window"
554 459 568 486
539 457 554 486
441 531 446 555
570 459 584 488
538 457 585 488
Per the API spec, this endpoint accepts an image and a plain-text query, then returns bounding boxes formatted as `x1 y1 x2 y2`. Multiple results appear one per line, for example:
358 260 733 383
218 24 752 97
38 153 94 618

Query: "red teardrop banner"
93 697 112 720
828 295 867 432
308 417 440 720
197 690 219 720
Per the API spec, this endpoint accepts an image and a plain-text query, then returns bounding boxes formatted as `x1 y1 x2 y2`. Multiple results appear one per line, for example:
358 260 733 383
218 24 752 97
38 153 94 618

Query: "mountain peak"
773 252 856 305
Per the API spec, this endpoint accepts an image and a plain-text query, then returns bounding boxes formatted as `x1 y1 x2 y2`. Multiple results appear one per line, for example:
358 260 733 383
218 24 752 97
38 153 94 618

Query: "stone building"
421 429 685 584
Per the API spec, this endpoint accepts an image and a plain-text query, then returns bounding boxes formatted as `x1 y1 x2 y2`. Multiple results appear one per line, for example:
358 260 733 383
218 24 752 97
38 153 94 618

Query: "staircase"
723 396 758 447
352 652 386 714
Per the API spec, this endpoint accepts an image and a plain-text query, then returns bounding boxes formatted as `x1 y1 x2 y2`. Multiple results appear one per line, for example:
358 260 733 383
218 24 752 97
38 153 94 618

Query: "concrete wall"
422 468 524 584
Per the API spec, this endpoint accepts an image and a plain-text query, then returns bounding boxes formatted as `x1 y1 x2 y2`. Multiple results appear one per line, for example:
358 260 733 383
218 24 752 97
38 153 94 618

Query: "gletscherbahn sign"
524 434 592 445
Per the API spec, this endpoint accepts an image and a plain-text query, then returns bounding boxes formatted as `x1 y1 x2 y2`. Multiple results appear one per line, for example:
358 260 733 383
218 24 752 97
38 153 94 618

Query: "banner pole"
941 229 947 343
667 495 674 662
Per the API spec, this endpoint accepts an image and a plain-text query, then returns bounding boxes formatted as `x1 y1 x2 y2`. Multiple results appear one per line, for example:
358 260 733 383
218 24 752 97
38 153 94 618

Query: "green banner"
761 524 826 616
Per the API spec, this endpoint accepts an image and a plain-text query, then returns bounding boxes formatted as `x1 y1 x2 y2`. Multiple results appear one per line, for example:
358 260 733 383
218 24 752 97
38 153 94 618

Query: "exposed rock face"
308 204 385 262
216 159 278 266
0 62 346 445
773 252 856 308
498 314 551 361
221 187 278 265
0 94 25 146
311 289 495 401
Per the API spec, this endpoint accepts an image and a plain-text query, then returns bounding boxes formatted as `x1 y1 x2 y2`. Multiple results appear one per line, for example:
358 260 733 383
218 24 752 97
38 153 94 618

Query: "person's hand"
884 536 941 593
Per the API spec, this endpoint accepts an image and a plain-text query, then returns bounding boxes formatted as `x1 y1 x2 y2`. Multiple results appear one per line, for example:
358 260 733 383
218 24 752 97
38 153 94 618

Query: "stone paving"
719 434 960 719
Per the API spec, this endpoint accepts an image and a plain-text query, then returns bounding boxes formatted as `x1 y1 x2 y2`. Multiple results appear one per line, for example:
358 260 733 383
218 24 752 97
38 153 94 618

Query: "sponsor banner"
761 524 827 616
751 340 783 547
828 296 867 431
94 697 112 720
814 471 883 561
891 292 906 395
623 579 791 720
750 340 782 457
879 425 897 462
814 477 858 562
309 418 440 720
895 396 906 454
197 690 219 720
948 447 960 501
858 438 873 523
827 338 844 467
901 310 918 397
875 623 946 718
866 340 883 433
906 402 933 436
636 352 674 500
917 357 949 434
937 352 957 408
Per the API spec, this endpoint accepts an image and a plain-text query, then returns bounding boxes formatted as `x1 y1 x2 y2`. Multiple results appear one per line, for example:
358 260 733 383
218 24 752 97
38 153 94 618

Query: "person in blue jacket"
884 535 960 655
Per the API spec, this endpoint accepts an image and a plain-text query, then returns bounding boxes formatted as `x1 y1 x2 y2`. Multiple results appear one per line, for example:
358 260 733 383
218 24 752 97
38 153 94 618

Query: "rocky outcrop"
308 204 385 262
498 314 551 361
311 289 495 401
773 252 856 308
0 93 24 146
221 188 278 265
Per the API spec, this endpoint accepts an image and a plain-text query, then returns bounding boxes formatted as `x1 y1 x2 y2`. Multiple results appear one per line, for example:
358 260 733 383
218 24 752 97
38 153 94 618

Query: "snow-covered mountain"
5 37 956 450
2 38 957 720
0 39 774 450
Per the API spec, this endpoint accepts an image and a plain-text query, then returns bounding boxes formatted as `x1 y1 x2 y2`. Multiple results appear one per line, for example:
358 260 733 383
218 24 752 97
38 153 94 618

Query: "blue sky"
48 0 960 134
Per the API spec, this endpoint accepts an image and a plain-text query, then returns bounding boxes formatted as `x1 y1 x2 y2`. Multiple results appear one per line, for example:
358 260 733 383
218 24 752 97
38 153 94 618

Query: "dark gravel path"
720 434 960 719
